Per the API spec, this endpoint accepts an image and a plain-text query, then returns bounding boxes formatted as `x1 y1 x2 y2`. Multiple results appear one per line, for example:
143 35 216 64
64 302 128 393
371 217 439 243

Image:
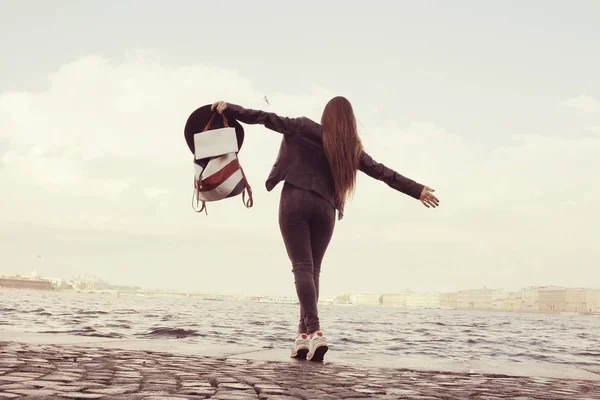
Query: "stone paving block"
68 380 108 389
86 374 113 380
0 384 28 392
142 384 178 392
0 394 20 399
112 378 141 385
145 378 177 385
259 388 290 396
113 370 138 378
86 383 140 395
209 374 239 386
6 372 44 379
42 372 82 382
134 390 174 396
28 380 87 392
219 382 254 390
57 393 105 399
177 387 216 396
212 392 258 400
6 388 57 396
331 389 371 398
181 381 213 388
344 397 380 400
16 366 55 375
287 387 330 398
0 376 29 383
354 387 387 395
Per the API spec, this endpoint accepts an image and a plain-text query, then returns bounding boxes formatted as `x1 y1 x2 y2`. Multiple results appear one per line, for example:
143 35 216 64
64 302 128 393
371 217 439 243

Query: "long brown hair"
321 96 364 205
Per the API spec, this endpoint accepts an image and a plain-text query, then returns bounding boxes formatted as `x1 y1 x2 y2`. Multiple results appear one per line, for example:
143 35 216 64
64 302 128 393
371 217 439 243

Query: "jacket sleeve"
225 103 305 135
359 152 424 200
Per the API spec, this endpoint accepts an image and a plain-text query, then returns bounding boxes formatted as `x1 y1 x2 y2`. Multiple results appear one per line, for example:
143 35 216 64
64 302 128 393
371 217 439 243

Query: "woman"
211 97 439 361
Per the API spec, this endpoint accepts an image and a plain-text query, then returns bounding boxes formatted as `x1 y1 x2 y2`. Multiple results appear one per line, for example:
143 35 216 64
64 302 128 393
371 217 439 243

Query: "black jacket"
226 104 424 220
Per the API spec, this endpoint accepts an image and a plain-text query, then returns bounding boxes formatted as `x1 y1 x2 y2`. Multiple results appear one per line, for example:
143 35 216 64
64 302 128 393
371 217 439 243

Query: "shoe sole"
292 349 308 359
307 344 329 362
291 348 309 359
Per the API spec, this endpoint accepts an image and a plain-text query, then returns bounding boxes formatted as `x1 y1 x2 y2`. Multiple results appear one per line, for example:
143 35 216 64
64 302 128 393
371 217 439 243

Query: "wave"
105 323 132 329
77 310 109 315
576 351 600 357
39 327 122 338
113 309 139 315
139 327 205 339
338 337 369 345
249 320 268 326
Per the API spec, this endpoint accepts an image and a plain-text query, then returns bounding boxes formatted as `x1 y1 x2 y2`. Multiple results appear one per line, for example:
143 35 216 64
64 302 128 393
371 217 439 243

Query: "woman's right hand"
420 186 439 208
211 101 228 114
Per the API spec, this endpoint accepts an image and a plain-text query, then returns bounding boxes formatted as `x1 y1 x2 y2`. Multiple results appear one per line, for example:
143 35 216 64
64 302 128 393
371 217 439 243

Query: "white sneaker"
290 333 309 359
306 331 328 361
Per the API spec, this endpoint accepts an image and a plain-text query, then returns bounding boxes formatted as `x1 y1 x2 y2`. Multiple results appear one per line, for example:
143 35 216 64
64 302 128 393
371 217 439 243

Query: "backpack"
184 106 253 215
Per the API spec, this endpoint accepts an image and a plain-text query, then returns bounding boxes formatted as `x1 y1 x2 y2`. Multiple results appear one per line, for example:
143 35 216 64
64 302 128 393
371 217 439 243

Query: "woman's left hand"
419 186 439 208
211 101 228 114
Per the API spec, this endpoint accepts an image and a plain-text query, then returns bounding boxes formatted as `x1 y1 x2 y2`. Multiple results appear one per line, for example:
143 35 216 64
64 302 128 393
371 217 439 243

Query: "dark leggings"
279 182 336 335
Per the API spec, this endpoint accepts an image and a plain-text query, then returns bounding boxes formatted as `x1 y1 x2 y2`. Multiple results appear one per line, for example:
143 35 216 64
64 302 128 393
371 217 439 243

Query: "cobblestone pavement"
1 342 599 399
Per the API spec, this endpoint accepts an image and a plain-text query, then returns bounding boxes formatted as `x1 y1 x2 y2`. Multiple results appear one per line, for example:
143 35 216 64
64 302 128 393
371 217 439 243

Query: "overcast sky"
1 0 599 297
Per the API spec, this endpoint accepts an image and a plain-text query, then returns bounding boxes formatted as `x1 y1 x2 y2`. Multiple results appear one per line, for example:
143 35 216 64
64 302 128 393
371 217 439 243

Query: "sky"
0 0 599 297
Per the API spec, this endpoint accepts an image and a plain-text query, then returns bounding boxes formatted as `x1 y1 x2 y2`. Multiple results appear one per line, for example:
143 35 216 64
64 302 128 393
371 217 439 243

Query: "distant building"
48 277 63 287
89 277 110 290
586 289 600 313
565 288 588 313
504 296 522 311
69 272 110 290
520 287 542 311
406 292 441 308
380 292 413 307
107 284 141 291
491 295 510 310
440 293 457 309
349 293 381 305
457 288 509 310
538 287 566 312
0 276 54 291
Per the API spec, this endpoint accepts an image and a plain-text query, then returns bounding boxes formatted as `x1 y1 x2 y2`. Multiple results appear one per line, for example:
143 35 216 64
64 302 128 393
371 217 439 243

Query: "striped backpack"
184 105 253 215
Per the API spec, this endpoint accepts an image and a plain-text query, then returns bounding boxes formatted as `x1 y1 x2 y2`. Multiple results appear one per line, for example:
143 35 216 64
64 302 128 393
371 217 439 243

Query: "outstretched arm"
359 152 439 208
213 102 305 136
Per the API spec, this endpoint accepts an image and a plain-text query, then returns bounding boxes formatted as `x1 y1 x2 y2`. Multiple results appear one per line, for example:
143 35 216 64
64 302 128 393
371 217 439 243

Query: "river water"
1 289 599 367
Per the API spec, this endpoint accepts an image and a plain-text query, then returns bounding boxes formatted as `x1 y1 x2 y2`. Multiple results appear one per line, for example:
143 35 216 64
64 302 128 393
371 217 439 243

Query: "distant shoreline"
2 287 599 317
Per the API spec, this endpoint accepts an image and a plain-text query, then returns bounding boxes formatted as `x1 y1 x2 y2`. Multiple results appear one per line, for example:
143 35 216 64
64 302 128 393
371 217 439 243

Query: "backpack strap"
192 178 208 215
203 112 229 131
238 158 253 209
